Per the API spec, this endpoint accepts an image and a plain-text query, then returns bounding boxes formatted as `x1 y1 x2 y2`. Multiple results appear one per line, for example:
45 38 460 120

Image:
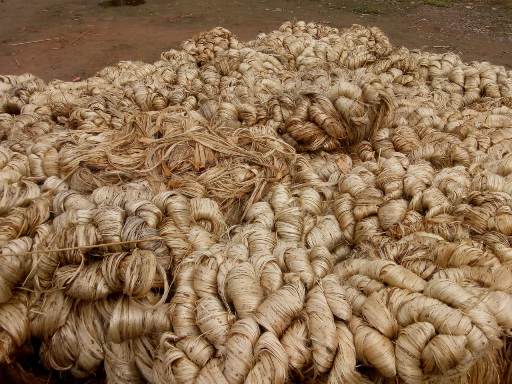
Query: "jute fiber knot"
0 20 512 384
150 184 512 384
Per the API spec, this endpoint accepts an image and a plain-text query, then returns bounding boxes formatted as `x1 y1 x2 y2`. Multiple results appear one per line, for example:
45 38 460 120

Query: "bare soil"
0 0 511 82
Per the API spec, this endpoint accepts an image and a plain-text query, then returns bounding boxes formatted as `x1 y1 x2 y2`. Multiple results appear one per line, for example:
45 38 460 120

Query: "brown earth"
0 0 511 82
0 0 511 383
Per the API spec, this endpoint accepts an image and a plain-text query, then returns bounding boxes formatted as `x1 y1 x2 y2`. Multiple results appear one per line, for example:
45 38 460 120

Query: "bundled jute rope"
1 21 512 383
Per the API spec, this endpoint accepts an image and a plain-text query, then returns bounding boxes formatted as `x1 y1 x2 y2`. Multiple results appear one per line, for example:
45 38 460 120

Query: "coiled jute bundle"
1 21 512 383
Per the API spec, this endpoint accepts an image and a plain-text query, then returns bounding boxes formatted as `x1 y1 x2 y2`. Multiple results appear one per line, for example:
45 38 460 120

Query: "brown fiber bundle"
1 20 512 384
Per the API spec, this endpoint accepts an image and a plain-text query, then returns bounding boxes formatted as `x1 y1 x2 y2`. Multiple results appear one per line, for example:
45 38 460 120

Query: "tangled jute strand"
1 20 512 383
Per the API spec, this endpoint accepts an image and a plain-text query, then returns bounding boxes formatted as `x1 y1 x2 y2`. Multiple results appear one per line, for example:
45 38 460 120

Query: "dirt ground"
0 0 511 82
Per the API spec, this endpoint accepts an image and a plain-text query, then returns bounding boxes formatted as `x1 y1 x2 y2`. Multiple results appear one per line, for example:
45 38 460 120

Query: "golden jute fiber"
1 21 512 384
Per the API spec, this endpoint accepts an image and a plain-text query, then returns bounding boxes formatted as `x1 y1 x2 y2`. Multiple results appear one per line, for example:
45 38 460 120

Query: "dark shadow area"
99 0 145 7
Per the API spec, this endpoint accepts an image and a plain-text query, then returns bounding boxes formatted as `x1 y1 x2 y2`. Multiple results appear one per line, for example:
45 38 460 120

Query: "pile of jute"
1 21 512 384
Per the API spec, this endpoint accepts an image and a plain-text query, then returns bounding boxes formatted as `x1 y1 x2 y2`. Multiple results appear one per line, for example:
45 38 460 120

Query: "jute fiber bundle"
1 21 512 383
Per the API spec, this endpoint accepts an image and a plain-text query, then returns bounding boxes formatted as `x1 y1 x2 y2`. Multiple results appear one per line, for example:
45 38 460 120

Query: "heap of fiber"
1 21 512 384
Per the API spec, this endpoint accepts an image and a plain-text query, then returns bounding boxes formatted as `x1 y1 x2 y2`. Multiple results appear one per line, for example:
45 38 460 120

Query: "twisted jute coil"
1 20 512 384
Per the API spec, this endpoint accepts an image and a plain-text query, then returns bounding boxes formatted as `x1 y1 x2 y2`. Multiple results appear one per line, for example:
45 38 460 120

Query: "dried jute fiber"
1 20 512 384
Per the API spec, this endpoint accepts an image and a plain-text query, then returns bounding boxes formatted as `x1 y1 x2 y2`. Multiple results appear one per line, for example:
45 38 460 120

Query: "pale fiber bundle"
1 20 512 384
